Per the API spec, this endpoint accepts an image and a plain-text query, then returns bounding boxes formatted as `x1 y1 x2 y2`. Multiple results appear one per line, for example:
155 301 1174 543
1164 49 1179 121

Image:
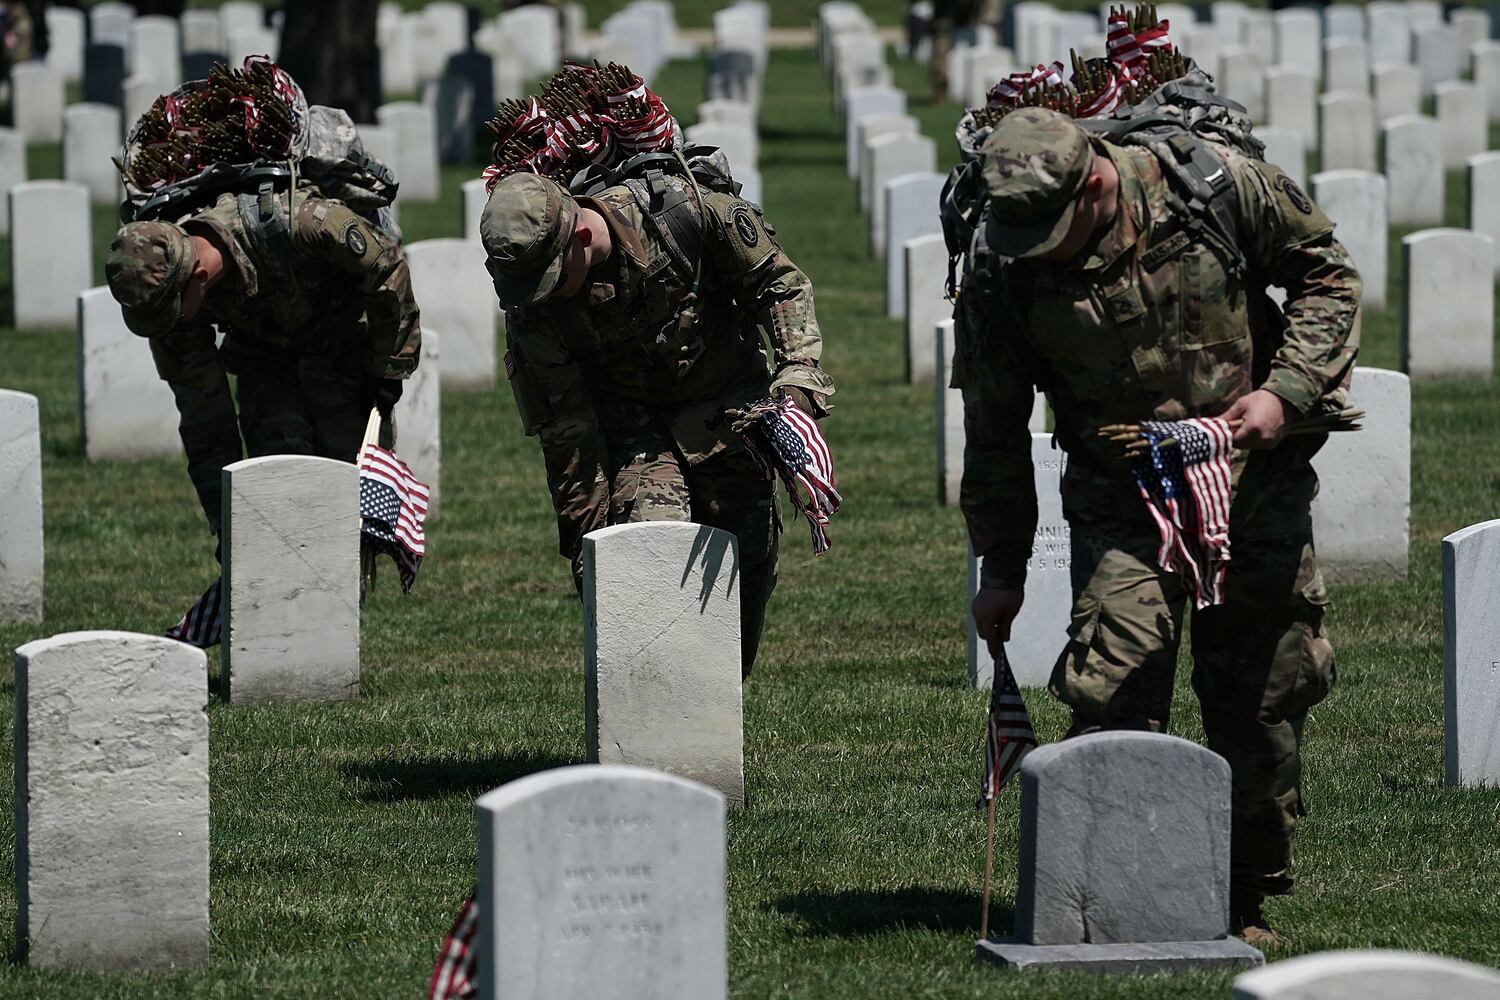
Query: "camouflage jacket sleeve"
148 321 243 534
953 285 1039 591
703 191 836 413
1231 158 1362 415
293 193 422 379
504 309 610 575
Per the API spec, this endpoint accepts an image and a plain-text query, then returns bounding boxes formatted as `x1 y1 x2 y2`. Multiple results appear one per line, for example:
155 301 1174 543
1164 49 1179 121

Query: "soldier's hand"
365 377 404 420
776 386 817 417
1224 389 1292 449
972 587 1024 660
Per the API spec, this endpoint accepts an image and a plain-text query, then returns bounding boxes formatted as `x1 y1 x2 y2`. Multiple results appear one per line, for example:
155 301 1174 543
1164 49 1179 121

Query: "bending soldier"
482 169 835 676
959 109 1360 942
105 186 421 537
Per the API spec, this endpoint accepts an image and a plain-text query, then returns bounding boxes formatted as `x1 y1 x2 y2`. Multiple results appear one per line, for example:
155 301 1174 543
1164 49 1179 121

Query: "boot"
1230 893 1283 948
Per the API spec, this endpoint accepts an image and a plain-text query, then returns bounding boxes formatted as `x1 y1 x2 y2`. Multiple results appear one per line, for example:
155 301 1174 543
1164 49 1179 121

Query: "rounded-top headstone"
1233 949 1500 999
14 630 209 971
1016 731 1232 946
476 764 727 1000
0 389 43 624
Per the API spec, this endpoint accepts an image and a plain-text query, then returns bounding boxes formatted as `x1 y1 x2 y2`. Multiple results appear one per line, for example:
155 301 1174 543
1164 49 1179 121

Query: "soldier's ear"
576 220 593 248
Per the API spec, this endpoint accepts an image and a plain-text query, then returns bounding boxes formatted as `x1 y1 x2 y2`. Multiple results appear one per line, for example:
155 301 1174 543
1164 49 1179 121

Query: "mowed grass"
0 44 1499 999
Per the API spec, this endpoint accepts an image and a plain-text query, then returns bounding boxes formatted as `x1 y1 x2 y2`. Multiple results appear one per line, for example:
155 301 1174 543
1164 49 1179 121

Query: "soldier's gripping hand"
972 587 1025 659
1224 389 1293 449
365 376 404 421
776 386 817 418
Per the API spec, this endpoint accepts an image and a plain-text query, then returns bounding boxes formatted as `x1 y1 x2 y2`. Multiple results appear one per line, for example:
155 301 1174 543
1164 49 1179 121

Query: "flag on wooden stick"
429 893 478 1000
736 395 842 554
165 577 222 648
980 647 1038 804
359 441 430 593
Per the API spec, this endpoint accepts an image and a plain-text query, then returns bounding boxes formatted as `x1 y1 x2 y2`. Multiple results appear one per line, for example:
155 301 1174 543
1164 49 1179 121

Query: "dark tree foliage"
277 0 379 124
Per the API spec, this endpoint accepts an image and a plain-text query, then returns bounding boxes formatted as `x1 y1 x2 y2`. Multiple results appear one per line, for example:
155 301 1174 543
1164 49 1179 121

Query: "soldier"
104 187 421 538
958 109 1360 943
482 169 834 676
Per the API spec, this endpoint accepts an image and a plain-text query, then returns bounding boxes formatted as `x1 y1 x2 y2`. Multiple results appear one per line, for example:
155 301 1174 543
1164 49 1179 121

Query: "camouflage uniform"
483 171 834 676
105 186 421 533
957 109 1360 901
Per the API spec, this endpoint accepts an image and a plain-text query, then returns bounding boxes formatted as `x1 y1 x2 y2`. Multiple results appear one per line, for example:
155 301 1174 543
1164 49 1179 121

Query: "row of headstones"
8 516 751 979
43 1 274 85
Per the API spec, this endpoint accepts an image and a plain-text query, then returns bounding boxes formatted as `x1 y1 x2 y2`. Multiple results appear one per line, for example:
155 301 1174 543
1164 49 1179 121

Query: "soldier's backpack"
568 142 741 290
940 64 1264 298
118 77 400 249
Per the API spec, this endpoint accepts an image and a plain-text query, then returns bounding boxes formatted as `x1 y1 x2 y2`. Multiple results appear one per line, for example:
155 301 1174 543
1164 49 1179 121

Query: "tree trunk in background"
278 0 379 124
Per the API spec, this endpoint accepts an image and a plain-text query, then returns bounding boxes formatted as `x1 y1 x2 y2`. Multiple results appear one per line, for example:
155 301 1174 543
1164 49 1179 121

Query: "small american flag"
359 443 430 592
165 577 222 648
980 647 1037 803
1131 417 1234 610
739 396 842 554
428 893 478 1000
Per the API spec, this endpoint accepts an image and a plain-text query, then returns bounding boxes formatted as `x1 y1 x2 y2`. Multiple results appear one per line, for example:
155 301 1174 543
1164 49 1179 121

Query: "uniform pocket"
504 348 552 436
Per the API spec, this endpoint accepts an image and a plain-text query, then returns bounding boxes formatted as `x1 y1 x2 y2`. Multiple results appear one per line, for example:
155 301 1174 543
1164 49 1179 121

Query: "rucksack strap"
621 169 706 288
237 179 299 295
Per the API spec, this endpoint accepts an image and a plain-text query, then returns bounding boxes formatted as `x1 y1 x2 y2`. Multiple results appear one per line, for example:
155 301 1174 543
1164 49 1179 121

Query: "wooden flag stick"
980 793 999 940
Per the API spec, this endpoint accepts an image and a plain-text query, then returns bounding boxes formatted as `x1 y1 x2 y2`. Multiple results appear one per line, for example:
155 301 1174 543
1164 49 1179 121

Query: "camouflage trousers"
1050 451 1336 899
234 361 368 464
604 418 780 678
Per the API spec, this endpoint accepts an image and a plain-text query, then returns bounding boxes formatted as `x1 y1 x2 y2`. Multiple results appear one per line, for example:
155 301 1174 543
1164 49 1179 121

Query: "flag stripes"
428 893 478 1000
165 577 222 648
741 396 842 554
1131 417 1234 609
980 648 1037 803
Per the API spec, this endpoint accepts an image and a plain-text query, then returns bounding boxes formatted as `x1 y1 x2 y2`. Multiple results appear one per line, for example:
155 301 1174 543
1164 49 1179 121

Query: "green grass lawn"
1 43 1500 999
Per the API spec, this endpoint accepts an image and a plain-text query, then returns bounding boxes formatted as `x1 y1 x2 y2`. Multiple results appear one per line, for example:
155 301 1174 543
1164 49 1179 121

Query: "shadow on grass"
342 751 580 802
770 886 1006 937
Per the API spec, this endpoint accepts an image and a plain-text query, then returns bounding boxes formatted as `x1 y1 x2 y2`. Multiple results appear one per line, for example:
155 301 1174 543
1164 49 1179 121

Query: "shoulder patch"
1275 174 1314 215
732 205 759 247
344 221 368 256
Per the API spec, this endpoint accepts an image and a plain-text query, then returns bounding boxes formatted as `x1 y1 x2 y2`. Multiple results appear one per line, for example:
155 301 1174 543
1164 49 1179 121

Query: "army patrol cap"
980 108 1094 259
481 172 579 308
104 221 197 337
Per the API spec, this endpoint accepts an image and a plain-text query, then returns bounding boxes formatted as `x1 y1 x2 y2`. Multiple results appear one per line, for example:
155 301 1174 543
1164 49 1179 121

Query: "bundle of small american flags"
358 441 429 593
1129 417 1234 610
429 893 478 1000
737 396 842 554
980 647 1038 804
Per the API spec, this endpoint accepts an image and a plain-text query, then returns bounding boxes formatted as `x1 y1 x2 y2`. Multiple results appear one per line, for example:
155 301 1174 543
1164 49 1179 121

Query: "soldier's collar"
184 216 257 298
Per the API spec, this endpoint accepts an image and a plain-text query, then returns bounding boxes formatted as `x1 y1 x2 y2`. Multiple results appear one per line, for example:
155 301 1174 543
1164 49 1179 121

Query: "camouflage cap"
104 221 196 337
980 108 1093 259
480 173 578 308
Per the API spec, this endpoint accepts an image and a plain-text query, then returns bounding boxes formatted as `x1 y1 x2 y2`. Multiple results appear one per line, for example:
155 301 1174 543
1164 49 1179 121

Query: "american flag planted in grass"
429 893 478 1000
738 396 842 554
166 577 222 648
1129 417 1235 610
980 647 1037 804
359 442 430 592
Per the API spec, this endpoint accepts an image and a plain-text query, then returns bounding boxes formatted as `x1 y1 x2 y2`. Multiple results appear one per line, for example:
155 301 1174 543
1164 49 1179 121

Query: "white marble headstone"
683 122 756 174
1265 66 1317 147
223 455 360 705
476 765 728 1000
398 328 441 520
1217 46 1266 120
905 233 949 385
583 522 744 806
1382 115 1445 226
406 238 497 391
11 63 65 144
842 85 906 176
44 6 85 82
0 390 43 624
1475 42 1500 124
375 102 440 202
1273 9 1322 76
63 104 122 205
1323 4 1365 41
866 134 936 257
1467 151 1500 276
77 287 182 460
10 181 92 330
130 16 182 90
1435 81 1486 169
1323 38 1369 94
180 10 224 56
855 114 918 202
1444 519 1500 787
1234 949 1500 999
1401 228 1495 378
13 631 208 970
1312 169 1387 310
0 128 26 236
880 171 944 287
1309 367 1409 581
1366 3 1411 67
1319 91 1376 172
462 176 486 243
1414 23 1460 95
1372 61 1422 121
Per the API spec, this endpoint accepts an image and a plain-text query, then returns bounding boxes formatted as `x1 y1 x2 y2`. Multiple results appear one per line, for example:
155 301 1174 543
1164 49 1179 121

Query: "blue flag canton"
767 413 813 472
1136 421 1188 498
360 477 402 542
